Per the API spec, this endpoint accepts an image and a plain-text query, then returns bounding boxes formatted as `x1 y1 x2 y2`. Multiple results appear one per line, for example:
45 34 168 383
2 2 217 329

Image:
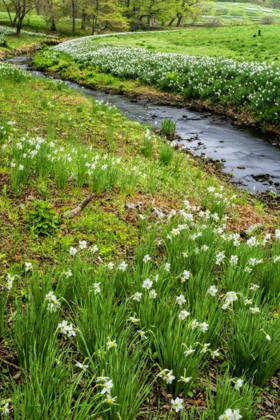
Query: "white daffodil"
207 285 218 296
244 299 252 305
69 247 78 256
250 284 260 291
164 262 171 272
107 262 114 270
199 322 209 333
183 345 195 356
249 307 260 314
178 376 192 383
107 340 117 350
142 278 153 290
132 292 142 301
25 262 33 271
179 310 190 320
149 289 157 299
101 379 113 394
118 261 127 271
93 283 101 294
211 349 220 359
96 376 109 382
103 395 117 404
176 294 186 305
234 378 243 391
75 362 89 371
200 343 210 353
182 270 191 281
128 317 140 323
143 254 151 263
171 397 184 413
79 240 87 250
58 320 69 334
137 330 147 339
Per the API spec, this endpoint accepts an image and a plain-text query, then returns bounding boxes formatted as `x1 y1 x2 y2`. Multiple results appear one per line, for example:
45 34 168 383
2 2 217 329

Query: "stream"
8 56 280 195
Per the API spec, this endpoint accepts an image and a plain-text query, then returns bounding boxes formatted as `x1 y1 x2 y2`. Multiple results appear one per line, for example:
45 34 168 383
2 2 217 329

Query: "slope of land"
0 60 279 419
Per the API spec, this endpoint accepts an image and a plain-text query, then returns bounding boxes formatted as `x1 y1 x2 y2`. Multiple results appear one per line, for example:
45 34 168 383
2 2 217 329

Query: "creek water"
8 56 280 194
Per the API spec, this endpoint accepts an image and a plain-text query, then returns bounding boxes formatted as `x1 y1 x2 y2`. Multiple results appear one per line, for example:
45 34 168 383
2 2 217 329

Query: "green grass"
0 11 94 37
0 62 280 419
92 24 280 63
199 2 280 26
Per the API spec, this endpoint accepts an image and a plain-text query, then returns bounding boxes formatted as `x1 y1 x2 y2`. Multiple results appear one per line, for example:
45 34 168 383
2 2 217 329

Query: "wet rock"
182 115 188 118
221 159 226 162
197 142 204 146
219 141 224 143
187 116 201 121
252 174 270 182
187 135 199 142
130 99 138 103
237 166 246 170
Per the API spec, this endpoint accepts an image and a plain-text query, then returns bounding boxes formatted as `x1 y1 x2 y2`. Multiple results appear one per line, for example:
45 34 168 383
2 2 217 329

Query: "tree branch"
62 193 95 218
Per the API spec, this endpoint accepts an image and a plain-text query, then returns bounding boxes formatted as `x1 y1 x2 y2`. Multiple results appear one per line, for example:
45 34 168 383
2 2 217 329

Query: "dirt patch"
13 40 61 57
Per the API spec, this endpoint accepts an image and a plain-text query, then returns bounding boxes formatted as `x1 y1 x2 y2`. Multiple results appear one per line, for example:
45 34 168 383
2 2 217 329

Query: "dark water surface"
8 56 280 194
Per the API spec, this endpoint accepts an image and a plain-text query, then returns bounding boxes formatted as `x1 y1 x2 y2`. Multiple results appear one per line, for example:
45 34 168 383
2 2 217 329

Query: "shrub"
27 201 60 236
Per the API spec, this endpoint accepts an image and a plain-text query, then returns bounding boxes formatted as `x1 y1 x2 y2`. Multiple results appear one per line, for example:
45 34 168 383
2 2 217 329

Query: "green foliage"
159 141 174 166
206 372 256 420
141 135 154 159
27 201 60 236
32 48 59 70
161 118 176 140
1 56 280 420
225 307 280 386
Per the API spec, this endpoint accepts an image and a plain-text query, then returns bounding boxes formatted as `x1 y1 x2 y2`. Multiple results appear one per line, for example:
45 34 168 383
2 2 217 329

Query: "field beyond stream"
32 28 280 133
0 46 280 420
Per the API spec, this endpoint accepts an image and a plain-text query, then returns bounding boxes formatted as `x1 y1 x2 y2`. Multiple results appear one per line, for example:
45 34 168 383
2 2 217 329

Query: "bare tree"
1 0 37 35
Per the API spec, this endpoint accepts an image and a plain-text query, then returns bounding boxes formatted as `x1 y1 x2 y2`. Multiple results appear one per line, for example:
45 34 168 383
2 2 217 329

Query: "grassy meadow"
0 11 90 37
199 2 280 26
0 52 280 419
92 25 280 63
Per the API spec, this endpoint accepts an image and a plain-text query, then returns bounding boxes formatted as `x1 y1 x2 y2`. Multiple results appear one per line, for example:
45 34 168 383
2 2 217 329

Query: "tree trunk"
168 17 176 26
81 10 86 29
36 5 40 15
176 15 182 27
71 0 75 33
51 16 56 31
16 19 23 37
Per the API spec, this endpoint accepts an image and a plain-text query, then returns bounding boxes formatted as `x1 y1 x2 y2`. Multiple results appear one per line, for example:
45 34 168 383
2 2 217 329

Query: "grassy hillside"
199 2 280 26
0 60 279 420
92 25 280 63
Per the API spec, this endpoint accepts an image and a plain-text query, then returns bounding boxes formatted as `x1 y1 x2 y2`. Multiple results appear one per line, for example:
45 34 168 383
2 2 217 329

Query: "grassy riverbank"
32 36 280 132
0 61 280 419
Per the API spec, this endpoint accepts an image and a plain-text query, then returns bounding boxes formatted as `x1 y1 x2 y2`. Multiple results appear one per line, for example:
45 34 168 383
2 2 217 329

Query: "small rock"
245 223 263 235
237 166 246 170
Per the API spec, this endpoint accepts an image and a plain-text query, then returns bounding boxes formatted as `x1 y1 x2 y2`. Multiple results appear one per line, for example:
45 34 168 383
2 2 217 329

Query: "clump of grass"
161 118 176 140
159 141 174 165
